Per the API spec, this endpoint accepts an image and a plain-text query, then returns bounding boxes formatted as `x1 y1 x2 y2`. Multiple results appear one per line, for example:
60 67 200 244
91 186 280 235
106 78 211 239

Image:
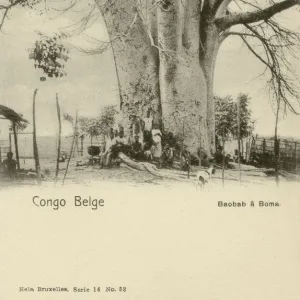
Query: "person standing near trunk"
129 114 144 145
181 144 191 171
102 129 115 168
150 125 162 164
143 109 153 132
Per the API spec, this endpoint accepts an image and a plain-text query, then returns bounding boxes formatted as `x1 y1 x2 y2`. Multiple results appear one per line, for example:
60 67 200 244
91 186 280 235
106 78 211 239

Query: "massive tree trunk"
97 0 223 155
156 0 209 153
100 1 162 138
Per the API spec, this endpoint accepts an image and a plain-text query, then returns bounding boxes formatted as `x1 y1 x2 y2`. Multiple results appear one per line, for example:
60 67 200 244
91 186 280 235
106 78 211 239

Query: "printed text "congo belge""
32 196 105 210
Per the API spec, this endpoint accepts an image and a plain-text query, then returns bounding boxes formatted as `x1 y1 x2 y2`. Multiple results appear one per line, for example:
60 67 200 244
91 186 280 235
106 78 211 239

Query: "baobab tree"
1 0 300 156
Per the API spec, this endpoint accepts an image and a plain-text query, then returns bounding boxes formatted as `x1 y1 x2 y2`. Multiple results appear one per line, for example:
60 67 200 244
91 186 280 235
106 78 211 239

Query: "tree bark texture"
99 0 215 154
100 0 161 139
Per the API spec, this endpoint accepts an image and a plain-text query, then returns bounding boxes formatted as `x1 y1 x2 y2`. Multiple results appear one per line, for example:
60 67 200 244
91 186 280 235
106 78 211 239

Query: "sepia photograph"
0 0 300 189
0 1 299 299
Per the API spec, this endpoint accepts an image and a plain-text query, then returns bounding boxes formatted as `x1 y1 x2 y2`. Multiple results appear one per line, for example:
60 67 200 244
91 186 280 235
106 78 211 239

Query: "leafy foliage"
233 93 255 139
215 93 254 141
62 112 74 125
9 0 42 8
63 105 118 139
98 105 118 132
78 117 100 138
9 114 28 132
215 95 236 141
28 32 70 81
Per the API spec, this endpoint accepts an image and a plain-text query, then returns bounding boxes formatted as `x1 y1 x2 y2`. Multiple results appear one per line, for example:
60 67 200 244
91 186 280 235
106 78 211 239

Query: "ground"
1 156 295 190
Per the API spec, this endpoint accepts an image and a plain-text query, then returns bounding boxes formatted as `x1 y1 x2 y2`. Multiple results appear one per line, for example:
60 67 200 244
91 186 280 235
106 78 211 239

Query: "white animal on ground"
195 166 216 190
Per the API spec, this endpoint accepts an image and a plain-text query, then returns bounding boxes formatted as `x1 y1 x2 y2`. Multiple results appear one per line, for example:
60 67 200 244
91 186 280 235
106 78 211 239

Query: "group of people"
96 111 191 170
98 126 129 168
214 146 245 168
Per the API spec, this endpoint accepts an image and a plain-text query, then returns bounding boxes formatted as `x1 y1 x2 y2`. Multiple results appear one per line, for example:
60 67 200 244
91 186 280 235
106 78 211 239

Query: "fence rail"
0 135 95 163
250 137 300 174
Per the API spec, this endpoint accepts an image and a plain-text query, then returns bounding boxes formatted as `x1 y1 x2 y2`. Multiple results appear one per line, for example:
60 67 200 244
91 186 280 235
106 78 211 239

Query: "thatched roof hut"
0 104 28 169
0 105 28 123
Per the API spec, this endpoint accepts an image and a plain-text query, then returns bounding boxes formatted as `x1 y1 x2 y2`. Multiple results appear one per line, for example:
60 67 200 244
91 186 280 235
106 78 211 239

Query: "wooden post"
9 133 12 152
222 139 225 187
241 139 244 159
62 110 78 185
73 117 78 158
80 135 84 156
249 134 257 162
73 137 77 158
262 139 266 153
76 134 79 156
0 146 2 163
32 88 41 185
55 93 62 184
198 116 202 167
295 141 297 173
274 97 280 187
182 119 189 178
275 138 280 186
245 141 249 162
237 98 241 182
12 121 20 170
187 150 191 179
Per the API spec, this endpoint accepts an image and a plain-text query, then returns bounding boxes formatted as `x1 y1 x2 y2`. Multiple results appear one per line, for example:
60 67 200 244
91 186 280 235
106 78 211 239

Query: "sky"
0 1 300 140
0 1 118 139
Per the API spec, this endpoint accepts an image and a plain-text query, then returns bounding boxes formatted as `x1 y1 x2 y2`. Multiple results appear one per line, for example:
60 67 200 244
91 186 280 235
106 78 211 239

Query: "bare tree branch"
136 2 184 61
71 11 138 55
0 0 24 31
215 0 299 30
213 0 232 16
230 21 300 114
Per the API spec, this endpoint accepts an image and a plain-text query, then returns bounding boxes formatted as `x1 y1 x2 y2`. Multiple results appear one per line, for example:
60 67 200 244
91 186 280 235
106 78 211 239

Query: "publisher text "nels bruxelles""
19 286 126 293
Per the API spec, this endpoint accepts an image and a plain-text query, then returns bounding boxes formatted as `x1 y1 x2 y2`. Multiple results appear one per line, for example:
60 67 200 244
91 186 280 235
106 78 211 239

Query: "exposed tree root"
119 162 140 172
118 153 190 181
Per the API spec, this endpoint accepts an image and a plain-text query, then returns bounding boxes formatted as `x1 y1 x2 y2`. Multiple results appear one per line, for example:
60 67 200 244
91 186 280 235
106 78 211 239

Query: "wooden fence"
250 136 300 174
0 135 92 163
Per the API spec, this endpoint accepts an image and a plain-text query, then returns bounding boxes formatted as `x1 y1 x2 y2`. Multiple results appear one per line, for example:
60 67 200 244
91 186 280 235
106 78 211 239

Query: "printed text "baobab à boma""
218 201 281 207
32 196 105 210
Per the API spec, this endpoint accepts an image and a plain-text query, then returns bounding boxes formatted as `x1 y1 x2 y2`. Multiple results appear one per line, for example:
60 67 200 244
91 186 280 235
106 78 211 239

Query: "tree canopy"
28 32 70 81
63 105 118 139
215 93 254 141
2 1 300 110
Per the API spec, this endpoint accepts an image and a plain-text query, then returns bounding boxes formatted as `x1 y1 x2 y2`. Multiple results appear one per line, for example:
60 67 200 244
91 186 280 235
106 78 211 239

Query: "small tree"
215 94 254 147
215 95 236 145
215 94 255 185
64 105 118 147
215 96 236 185
232 94 254 142
9 115 28 133
28 32 70 183
63 114 99 146
98 105 118 133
